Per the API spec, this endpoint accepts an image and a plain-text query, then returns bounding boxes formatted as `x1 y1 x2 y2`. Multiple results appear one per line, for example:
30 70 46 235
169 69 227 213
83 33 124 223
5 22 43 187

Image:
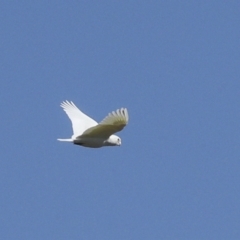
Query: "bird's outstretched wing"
60 101 97 138
80 108 129 138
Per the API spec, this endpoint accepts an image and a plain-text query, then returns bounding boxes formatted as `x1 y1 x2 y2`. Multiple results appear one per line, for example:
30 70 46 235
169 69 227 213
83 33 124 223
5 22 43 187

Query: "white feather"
81 108 129 138
60 101 97 139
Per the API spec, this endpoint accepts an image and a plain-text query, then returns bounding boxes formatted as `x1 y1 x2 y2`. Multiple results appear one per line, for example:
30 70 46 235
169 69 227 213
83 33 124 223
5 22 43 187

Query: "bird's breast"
73 137 105 148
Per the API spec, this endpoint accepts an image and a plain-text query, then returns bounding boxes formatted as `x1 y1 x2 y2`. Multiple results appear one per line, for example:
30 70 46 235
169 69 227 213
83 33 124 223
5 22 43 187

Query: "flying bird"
58 101 129 148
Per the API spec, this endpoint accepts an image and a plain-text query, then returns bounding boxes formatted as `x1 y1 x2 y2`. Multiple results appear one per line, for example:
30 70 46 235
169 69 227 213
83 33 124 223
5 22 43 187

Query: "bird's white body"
58 101 129 148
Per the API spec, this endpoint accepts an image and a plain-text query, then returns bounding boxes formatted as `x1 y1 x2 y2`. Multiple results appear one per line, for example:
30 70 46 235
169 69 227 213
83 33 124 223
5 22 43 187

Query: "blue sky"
1 1 240 239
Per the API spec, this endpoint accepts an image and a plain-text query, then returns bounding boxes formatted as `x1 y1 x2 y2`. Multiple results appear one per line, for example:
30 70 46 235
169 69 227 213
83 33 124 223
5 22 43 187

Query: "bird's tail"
57 138 73 142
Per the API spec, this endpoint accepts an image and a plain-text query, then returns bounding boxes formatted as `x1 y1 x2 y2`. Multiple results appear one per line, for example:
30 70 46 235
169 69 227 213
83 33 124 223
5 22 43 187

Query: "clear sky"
1 1 240 239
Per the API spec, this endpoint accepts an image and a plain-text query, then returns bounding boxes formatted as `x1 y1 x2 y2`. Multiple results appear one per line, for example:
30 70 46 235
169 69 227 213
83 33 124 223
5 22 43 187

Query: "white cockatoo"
58 101 129 148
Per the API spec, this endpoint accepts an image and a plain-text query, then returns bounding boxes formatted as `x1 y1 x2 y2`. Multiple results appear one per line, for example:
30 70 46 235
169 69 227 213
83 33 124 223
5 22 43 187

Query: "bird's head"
105 135 121 146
